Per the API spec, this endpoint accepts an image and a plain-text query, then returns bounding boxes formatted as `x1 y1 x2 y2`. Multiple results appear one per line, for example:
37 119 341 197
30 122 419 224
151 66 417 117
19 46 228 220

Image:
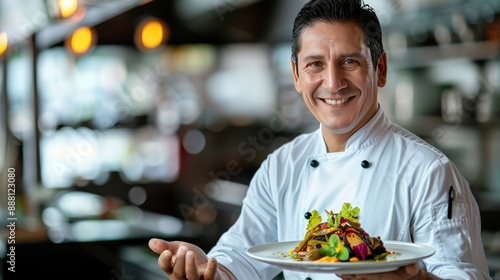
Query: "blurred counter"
1 206 204 279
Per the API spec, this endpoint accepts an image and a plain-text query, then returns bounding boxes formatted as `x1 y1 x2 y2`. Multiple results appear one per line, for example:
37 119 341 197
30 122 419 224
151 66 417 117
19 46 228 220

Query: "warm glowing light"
0 32 8 56
66 26 95 56
142 21 164 48
58 0 78 18
134 17 168 51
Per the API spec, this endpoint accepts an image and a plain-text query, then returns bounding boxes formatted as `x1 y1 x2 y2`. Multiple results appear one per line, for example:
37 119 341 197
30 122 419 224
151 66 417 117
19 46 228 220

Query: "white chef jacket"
207 107 490 280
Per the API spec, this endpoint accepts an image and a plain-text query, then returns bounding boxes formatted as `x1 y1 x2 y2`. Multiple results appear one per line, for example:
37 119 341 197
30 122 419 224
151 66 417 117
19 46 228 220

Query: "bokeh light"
182 129 206 154
134 17 169 52
0 32 8 56
65 26 96 56
58 0 78 18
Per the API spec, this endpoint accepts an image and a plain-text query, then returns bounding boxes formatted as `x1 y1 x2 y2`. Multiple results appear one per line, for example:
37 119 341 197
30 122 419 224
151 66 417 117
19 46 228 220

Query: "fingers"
150 239 182 276
150 239 214 280
403 263 420 276
337 263 421 280
172 246 189 278
157 249 174 275
173 246 211 280
149 238 178 254
185 251 200 280
337 275 359 280
203 258 218 280
156 246 197 279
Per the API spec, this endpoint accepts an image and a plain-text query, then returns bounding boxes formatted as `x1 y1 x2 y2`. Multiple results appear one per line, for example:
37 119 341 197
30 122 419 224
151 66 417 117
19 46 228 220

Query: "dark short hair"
291 0 384 70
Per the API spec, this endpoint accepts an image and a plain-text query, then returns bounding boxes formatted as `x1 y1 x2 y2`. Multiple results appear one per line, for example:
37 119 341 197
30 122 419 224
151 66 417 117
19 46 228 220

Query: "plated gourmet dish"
290 203 390 262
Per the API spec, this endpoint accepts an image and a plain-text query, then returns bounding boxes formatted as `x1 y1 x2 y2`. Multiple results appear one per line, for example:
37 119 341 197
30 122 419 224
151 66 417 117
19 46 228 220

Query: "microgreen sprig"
334 203 360 228
320 234 350 261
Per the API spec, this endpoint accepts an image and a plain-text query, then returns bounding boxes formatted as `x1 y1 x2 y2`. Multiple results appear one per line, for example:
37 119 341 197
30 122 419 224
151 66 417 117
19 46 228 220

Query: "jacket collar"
317 104 392 153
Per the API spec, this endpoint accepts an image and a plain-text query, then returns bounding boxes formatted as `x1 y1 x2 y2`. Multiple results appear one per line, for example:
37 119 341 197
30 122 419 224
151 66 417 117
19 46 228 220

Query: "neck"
322 127 352 152
322 104 380 153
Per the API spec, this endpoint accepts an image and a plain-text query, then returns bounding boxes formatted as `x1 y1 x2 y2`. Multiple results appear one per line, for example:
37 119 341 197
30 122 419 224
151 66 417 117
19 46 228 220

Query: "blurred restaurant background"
0 0 499 278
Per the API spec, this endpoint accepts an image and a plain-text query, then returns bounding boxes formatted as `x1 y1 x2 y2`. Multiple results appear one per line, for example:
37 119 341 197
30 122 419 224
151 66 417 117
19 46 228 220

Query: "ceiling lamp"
134 17 169 52
0 32 8 57
65 26 96 56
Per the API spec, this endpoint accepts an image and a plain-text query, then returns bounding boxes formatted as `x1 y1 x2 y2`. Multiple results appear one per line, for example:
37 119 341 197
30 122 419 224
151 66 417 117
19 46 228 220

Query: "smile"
324 98 350 105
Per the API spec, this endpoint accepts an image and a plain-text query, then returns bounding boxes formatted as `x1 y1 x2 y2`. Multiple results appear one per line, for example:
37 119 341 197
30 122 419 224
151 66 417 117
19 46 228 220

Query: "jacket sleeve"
411 156 491 279
207 158 282 280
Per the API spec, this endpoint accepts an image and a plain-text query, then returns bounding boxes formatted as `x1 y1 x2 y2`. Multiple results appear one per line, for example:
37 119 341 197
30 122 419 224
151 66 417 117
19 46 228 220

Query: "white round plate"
246 240 435 274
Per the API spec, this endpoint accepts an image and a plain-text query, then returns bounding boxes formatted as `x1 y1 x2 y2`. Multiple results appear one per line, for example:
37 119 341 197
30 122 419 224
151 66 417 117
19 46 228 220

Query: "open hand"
148 238 223 280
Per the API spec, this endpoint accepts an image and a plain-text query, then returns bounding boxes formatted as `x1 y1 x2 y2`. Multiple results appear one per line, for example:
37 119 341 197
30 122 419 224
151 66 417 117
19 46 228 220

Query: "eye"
307 61 323 68
343 59 357 65
342 59 359 70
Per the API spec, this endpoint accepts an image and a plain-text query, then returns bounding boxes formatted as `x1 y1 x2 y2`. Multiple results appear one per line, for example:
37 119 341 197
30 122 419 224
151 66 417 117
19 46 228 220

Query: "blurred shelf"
35 0 147 49
388 41 500 69
395 115 500 135
50 114 151 131
42 208 200 243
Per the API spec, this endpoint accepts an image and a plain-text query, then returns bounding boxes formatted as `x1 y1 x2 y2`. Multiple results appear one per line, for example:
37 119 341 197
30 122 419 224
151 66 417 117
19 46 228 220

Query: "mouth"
323 97 353 105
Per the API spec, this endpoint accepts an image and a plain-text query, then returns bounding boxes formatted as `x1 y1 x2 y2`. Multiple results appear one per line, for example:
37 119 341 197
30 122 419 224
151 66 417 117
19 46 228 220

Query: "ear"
376 52 387 88
291 59 302 93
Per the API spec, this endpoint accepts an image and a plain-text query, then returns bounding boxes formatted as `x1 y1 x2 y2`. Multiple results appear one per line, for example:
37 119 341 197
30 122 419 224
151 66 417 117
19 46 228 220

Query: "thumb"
148 238 183 255
403 263 421 278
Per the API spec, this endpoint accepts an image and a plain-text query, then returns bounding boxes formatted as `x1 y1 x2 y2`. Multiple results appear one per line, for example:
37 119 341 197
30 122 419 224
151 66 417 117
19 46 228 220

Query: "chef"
149 0 491 279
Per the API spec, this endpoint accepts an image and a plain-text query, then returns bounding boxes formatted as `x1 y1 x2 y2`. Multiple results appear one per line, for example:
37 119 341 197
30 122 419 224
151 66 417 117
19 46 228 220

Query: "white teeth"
325 98 349 105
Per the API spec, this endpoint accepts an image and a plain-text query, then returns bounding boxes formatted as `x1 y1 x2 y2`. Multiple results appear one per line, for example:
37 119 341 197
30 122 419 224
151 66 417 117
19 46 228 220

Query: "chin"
323 123 358 135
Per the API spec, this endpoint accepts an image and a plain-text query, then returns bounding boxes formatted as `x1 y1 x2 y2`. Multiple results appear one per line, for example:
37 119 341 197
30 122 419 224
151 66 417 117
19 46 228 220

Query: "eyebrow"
340 52 366 60
301 52 367 63
301 54 324 62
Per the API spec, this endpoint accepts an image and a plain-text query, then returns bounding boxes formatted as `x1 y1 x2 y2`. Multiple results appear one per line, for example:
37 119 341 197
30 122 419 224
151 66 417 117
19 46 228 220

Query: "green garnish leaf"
374 252 387 260
320 234 347 259
306 210 322 231
338 247 350 261
320 245 335 257
326 210 335 228
334 213 341 228
328 234 341 248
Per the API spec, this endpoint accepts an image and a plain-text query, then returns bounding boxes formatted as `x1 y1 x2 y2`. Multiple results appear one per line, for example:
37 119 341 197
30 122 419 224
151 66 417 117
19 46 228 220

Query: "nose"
323 64 347 92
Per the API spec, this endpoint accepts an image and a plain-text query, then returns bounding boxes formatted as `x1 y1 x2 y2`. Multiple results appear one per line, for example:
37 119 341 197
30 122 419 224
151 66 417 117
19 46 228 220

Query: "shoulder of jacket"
275 129 318 152
389 123 448 160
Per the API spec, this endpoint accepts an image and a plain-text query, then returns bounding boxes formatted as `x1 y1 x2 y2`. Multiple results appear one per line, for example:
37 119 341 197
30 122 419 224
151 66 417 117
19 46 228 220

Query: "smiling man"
149 1 491 279
291 20 385 152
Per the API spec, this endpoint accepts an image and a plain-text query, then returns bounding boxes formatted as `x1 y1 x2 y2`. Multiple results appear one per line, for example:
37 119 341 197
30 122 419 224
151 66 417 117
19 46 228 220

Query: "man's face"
292 21 387 137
